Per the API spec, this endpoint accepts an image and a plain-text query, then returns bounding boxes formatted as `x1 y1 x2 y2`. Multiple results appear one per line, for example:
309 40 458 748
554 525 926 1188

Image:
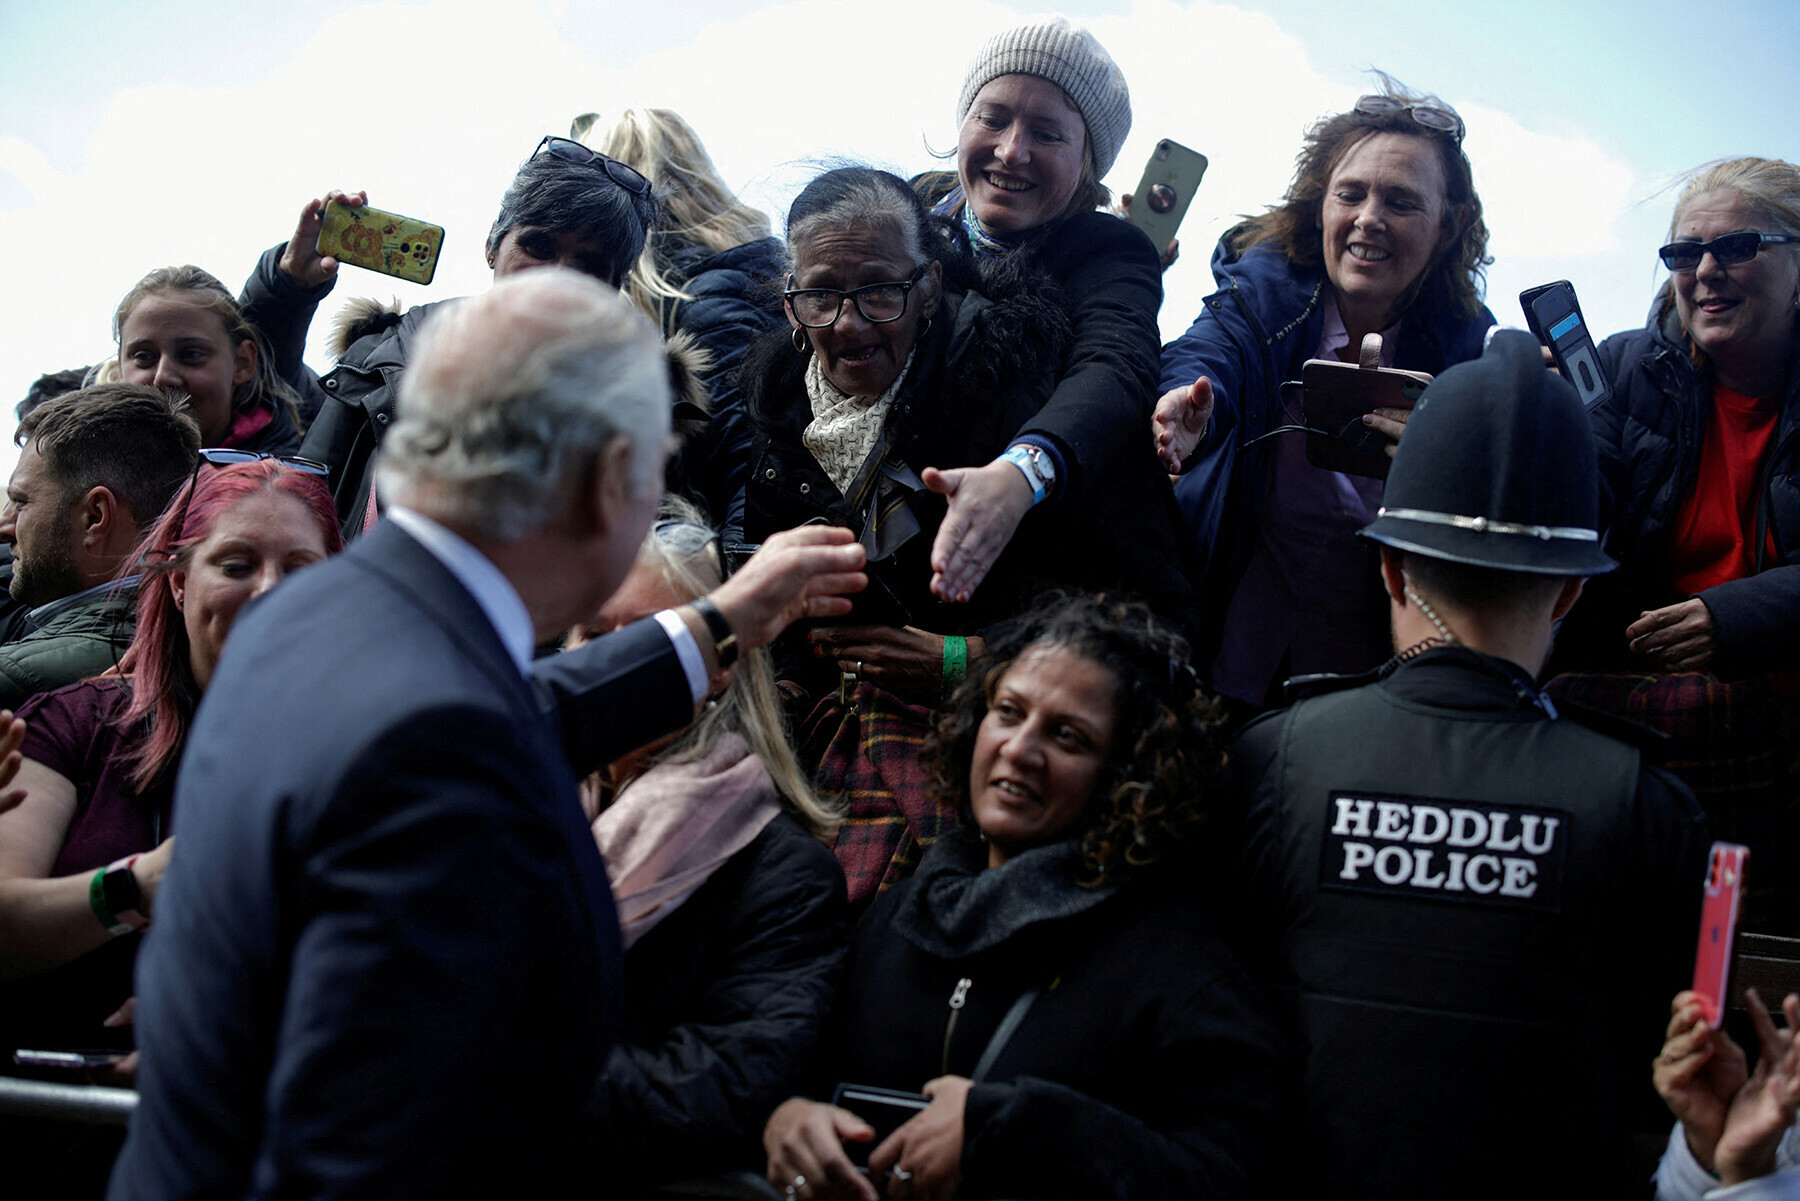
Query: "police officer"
1227 331 1710 1198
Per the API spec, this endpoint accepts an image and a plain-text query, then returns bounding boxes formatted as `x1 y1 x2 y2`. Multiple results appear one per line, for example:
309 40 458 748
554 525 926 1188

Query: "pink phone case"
1693 842 1750 1027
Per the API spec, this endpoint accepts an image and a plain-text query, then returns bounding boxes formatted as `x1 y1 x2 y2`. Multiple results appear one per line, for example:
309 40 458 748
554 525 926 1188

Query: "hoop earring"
792 328 809 354
922 317 932 336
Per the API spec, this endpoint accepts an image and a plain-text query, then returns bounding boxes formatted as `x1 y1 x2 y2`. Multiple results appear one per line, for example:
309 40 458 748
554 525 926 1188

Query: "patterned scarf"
802 351 925 562
933 185 1027 259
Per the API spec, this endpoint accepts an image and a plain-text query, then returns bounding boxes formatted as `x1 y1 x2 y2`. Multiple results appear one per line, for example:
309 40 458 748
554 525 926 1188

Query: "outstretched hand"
1152 376 1214 475
279 190 369 289
706 524 866 652
923 462 1032 604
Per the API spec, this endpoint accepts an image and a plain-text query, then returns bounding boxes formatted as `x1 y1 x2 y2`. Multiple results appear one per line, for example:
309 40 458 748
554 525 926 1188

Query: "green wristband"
89 868 132 937
942 635 968 696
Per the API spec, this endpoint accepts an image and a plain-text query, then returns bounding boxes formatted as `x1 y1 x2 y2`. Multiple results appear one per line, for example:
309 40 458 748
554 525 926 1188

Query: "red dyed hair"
116 460 342 790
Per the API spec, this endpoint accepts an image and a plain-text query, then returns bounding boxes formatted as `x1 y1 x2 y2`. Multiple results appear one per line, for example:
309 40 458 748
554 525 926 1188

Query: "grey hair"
376 271 669 540
785 167 935 271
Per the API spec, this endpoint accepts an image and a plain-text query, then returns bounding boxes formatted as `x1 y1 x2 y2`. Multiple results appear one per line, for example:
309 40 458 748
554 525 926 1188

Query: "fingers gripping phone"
316 200 445 286
1521 281 1610 411
1126 139 1208 251
1693 841 1750 1028
1297 353 1432 480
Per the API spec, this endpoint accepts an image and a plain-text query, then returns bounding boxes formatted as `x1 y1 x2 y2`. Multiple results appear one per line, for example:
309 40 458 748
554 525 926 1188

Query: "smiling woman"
1158 75 1495 716
760 593 1280 1201
1550 157 1800 928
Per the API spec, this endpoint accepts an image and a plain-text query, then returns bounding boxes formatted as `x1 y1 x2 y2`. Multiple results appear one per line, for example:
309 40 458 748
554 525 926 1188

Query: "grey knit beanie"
956 14 1132 179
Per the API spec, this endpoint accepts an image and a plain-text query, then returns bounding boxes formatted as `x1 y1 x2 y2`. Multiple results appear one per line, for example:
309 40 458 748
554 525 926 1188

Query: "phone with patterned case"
315 200 444 286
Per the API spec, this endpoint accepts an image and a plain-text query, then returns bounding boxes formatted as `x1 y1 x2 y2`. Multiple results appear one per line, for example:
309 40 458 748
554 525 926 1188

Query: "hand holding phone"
1520 281 1611 410
1124 139 1207 262
280 191 369 289
315 199 445 286
1297 350 1432 480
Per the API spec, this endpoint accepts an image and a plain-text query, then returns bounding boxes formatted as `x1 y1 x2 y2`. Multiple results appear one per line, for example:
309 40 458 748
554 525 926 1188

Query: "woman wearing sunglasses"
0 457 339 1097
1155 76 1494 719
737 167 1195 905
1549 158 1800 923
238 137 662 541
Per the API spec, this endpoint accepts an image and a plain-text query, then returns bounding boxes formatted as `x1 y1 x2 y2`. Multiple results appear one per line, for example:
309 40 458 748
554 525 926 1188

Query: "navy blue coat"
1160 234 1494 679
1572 302 1800 677
110 521 689 1201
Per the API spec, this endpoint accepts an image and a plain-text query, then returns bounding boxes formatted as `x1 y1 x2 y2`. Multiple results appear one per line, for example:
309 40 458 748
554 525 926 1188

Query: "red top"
1667 382 1781 595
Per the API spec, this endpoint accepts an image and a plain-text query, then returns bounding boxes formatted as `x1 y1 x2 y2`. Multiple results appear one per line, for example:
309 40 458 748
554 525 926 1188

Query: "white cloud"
0 0 1670 479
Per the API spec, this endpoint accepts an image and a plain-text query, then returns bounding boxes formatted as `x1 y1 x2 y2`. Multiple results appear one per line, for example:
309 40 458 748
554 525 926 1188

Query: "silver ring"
785 1175 806 1198
892 1168 914 1183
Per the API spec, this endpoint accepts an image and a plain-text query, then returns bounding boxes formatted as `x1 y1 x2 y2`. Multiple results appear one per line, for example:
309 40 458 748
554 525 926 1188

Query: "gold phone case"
316 201 444 286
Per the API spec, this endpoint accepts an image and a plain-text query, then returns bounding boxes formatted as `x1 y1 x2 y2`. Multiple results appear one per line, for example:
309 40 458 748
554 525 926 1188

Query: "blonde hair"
614 496 841 840
573 108 773 329
1657 157 1800 345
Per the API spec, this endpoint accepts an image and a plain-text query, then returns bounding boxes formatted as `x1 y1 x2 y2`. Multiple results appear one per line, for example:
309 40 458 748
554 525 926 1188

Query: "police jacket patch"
1320 792 1568 911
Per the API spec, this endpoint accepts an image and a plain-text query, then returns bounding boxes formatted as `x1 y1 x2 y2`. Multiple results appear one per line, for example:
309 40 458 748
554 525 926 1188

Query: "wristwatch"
1001 443 1057 505
690 597 739 669
98 855 150 933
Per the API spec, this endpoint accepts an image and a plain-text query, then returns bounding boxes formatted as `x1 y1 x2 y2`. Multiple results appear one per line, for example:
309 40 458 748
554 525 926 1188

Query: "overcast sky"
3 0 1797 479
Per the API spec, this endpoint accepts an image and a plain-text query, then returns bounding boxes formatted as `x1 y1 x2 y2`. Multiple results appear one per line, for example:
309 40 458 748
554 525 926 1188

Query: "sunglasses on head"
1352 94 1465 144
161 449 329 553
1658 231 1799 272
532 136 652 196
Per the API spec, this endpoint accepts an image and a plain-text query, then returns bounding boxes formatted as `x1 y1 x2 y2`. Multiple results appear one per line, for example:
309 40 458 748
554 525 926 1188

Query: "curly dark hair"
924 593 1224 887
1231 73 1491 323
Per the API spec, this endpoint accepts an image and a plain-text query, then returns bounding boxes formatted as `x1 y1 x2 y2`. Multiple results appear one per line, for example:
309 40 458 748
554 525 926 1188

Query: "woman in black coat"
735 168 1195 902
761 595 1279 1201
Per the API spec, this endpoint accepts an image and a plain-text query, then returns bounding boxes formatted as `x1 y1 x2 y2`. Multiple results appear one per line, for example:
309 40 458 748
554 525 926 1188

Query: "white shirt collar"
386 507 535 676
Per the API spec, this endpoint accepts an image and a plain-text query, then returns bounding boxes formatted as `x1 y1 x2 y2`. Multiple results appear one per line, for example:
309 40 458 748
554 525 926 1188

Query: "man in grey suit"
110 269 866 1201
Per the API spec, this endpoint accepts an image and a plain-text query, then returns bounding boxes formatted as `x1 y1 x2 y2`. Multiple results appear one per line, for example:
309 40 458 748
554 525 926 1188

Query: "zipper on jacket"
942 977 972 1076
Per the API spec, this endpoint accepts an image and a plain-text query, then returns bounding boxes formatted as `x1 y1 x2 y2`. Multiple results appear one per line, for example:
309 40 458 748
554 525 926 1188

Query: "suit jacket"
110 520 690 1201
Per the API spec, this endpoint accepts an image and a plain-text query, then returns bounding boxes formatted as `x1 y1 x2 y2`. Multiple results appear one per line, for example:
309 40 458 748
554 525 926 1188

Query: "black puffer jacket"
578 813 847 1194
1571 301 1800 677
737 252 1198 688
654 235 786 527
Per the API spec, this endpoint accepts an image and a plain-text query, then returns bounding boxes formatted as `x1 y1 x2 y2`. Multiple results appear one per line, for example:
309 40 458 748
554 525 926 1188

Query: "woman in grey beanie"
916 15 1172 621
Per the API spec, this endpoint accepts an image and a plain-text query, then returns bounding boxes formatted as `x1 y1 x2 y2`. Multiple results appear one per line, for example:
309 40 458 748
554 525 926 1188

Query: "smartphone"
1298 357 1433 479
13 1048 128 1070
315 200 445 286
1520 281 1610 411
1692 842 1750 1027
1126 139 1208 251
831 1083 931 1166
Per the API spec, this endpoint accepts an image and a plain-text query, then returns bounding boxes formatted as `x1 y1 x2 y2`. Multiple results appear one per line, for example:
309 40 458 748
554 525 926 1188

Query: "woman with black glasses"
238 137 662 541
0 457 339 1076
1155 76 1494 719
1549 157 1800 927
736 167 1195 906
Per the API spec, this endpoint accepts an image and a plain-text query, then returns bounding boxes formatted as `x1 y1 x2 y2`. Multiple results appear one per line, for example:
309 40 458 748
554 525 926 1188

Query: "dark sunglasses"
1353 94 1465 144
160 449 330 553
1658 231 1799 272
532 136 652 196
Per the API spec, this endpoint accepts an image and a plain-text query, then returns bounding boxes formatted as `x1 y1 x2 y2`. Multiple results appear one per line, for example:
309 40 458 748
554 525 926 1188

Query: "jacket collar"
28 575 138 627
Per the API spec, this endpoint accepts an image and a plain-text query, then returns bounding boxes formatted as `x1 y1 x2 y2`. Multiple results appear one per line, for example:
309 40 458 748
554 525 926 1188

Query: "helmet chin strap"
1398 573 1459 660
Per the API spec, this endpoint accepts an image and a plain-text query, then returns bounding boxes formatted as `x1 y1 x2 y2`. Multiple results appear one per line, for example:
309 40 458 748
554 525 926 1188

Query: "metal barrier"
0 1075 136 1125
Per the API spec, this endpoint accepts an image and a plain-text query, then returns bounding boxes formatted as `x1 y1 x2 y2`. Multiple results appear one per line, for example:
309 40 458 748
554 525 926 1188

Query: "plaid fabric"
801 682 963 906
1546 669 1800 931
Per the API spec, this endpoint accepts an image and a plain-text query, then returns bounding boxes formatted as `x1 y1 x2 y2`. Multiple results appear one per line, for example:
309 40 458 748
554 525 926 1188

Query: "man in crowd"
1227 331 1710 1196
110 270 866 1201
0 384 199 708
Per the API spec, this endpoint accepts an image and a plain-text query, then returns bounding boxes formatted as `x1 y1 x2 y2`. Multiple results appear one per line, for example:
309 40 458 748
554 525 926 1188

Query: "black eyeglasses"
160 449 330 554
532 136 652 196
784 265 929 328
1658 231 1799 272
1353 94 1465 144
